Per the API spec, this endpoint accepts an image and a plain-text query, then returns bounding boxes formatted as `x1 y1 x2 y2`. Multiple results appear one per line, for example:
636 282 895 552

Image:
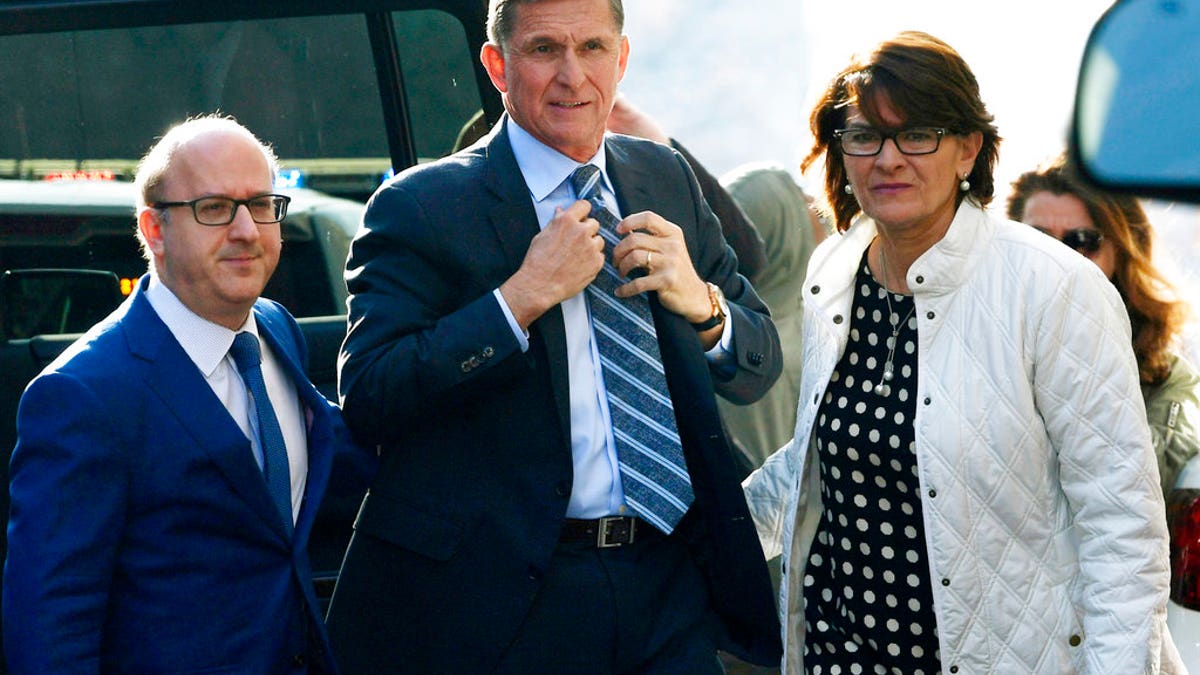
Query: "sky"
617 0 1200 351
618 0 1115 211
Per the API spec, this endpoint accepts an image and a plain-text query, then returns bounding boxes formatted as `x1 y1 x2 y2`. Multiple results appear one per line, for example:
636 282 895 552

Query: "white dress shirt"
494 119 731 519
145 276 308 524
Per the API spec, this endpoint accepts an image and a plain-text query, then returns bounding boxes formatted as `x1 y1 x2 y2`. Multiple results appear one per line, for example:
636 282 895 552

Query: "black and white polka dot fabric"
803 250 941 675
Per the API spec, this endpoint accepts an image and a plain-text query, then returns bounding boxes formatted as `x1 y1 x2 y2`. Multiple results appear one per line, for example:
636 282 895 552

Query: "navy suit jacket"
329 119 783 669
4 277 345 673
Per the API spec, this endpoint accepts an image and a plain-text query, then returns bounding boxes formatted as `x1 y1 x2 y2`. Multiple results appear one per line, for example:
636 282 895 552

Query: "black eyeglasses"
1054 228 1105 254
833 127 947 156
151 194 291 226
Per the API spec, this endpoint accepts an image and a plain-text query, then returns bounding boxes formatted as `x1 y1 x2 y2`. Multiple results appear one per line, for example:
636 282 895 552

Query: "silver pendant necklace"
871 244 916 396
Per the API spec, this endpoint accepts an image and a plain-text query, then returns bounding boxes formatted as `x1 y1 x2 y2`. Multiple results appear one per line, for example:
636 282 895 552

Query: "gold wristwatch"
690 282 727 331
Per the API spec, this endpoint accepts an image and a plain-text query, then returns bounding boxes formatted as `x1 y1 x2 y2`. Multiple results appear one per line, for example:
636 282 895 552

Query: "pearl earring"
959 175 971 192
844 183 854 195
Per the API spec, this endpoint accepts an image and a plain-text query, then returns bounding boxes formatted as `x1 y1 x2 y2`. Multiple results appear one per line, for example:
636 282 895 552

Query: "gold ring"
646 250 654 274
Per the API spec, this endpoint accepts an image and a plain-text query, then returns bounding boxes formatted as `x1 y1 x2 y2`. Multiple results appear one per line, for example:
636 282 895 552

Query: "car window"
0 7 485 321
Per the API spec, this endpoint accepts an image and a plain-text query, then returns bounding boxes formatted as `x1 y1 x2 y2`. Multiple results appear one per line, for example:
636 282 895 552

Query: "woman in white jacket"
743 31 1181 674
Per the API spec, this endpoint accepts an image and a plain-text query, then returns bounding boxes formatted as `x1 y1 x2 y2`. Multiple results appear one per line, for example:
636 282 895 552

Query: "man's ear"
137 208 165 258
481 43 508 94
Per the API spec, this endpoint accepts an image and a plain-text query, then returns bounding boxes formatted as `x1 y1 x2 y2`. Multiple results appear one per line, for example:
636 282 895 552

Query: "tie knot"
229 332 262 375
570 164 603 201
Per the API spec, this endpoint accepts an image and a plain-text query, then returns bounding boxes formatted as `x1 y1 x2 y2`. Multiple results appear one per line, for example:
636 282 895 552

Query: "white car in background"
1072 0 1200 667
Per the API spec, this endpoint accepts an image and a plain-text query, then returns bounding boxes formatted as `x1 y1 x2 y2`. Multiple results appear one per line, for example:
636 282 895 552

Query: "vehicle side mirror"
1 269 123 341
1070 0 1200 203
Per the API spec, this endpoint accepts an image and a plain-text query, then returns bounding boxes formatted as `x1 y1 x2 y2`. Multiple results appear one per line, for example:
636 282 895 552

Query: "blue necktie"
230 332 293 536
570 164 694 534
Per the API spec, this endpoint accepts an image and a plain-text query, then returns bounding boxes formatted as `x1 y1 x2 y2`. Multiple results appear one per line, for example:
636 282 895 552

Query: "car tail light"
1168 488 1200 610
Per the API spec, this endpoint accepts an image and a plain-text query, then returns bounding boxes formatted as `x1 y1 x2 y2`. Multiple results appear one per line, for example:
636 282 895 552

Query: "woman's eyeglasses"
1044 228 1104 254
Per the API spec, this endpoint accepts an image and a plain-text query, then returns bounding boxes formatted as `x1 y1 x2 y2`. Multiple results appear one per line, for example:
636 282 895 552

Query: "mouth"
222 250 261 265
553 101 588 109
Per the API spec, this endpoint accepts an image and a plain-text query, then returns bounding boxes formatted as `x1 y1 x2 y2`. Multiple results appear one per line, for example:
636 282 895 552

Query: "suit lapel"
605 141 657 218
484 119 572 444
123 283 290 542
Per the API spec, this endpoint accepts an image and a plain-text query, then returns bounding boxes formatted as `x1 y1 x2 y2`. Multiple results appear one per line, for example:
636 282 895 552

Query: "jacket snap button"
941 578 950 586
915 275 925 284
1069 634 1082 647
928 489 937 498
833 315 843 324
811 285 821 294
923 397 931 405
926 311 935 320
949 667 958 674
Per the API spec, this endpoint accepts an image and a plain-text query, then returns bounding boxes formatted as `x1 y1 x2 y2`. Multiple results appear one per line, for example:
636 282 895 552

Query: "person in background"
719 164 827 474
742 31 1182 673
4 115 357 673
324 0 783 672
1008 153 1200 496
607 93 768 281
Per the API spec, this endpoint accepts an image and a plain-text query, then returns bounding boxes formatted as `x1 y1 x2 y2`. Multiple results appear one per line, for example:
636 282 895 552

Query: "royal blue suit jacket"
4 277 345 673
327 119 784 670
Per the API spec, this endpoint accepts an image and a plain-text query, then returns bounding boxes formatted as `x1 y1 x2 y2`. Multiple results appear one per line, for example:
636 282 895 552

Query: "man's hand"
610 211 714 326
500 200 605 329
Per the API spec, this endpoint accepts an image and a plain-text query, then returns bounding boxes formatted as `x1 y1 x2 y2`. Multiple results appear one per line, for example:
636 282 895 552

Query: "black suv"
0 1 499 668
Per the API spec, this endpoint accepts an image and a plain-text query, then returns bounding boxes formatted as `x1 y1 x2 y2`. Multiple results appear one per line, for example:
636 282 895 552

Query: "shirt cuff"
493 288 530 353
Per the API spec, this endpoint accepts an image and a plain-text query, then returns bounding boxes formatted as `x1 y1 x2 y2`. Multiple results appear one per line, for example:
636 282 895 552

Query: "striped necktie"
230 332 294 537
570 163 694 534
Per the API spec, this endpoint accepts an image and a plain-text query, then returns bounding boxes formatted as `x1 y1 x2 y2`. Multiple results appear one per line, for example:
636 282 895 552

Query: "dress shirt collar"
144 274 260 377
506 117 613 203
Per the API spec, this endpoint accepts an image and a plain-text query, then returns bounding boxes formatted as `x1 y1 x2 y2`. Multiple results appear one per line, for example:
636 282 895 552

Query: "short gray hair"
487 0 624 53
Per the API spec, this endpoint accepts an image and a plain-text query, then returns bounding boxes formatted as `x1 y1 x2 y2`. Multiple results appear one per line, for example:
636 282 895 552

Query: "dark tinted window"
0 9 483 198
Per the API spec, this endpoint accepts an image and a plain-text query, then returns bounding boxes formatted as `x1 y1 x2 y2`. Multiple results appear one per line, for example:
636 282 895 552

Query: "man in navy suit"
4 115 353 673
325 0 783 672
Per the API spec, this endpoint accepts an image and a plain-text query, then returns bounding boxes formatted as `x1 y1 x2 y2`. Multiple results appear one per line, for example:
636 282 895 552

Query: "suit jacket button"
460 361 472 372
747 352 764 366
555 481 570 497
292 654 306 667
483 346 495 358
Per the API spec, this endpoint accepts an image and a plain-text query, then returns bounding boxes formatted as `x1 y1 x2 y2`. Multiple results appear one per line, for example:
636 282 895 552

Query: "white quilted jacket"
743 201 1183 674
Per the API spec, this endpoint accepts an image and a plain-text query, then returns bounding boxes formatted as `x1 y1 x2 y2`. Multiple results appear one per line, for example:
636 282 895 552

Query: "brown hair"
1007 154 1190 385
802 31 1001 232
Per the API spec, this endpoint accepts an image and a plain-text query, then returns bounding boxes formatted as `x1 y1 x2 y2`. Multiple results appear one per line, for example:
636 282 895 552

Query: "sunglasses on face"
1040 227 1104 254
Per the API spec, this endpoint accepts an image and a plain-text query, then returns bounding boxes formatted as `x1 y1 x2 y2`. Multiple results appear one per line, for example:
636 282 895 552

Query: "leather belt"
560 516 648 548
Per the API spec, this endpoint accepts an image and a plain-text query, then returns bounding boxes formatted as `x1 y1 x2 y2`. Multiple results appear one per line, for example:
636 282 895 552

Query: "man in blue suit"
325 0 783 672
4 115 351 673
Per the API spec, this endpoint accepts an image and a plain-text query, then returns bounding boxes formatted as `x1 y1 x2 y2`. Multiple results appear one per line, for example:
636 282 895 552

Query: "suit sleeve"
668 148 782 405
4 373 127 673
338 181 527 446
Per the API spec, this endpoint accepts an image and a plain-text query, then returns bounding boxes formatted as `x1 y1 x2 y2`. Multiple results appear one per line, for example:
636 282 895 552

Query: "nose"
556 50 585 87
875 136 906 167
226 203 261 240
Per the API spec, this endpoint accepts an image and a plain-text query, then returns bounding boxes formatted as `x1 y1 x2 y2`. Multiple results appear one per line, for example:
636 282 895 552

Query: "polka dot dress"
802 250 941 675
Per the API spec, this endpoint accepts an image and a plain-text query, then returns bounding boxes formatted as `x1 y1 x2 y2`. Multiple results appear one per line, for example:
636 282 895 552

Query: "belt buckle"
597 516 635 548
